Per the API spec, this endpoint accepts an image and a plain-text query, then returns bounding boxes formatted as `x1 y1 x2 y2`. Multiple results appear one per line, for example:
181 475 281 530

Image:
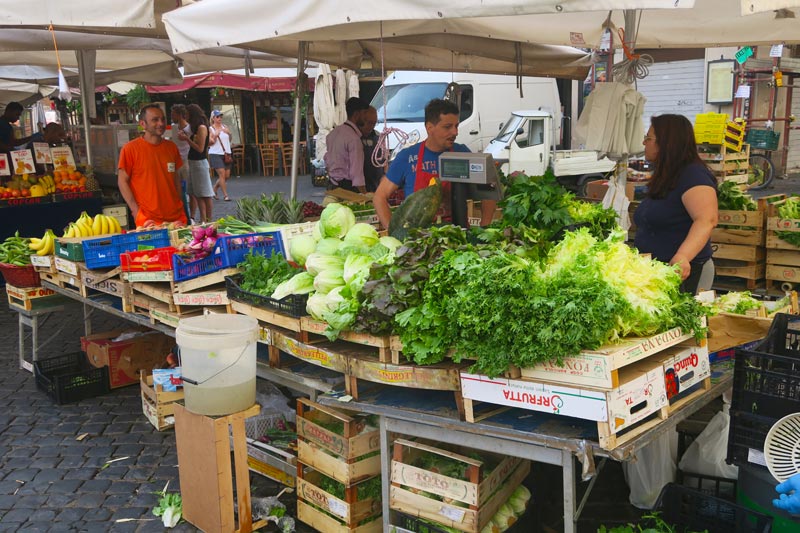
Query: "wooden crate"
714 258 766 283
712 195 781 246
81 267 132 312
296 398 380 485
389 438 530 533
140 372 184 431
767 208 800 252
30 254 56 274
460 357 670 450
297 468 381 529
40 269 83 295
245 438 297 488
5 284 63 311
297 500 382 533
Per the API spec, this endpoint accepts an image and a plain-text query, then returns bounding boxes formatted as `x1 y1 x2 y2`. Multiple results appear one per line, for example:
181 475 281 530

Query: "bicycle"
746 129 780 191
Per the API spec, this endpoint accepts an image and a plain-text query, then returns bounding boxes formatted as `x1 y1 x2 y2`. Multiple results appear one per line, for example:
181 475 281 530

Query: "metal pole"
289 41 307 200
76 53 93 167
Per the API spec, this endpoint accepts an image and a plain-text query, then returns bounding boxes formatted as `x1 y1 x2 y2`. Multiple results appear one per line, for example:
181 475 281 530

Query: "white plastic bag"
678 409 739 480
623 429 677 509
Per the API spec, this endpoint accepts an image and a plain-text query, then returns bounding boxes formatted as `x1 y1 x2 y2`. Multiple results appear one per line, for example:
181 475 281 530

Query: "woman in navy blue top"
634 114 718 294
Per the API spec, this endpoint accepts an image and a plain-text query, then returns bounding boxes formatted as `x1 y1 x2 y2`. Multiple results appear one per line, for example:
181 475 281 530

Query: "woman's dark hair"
647 114 705 199
186 104 207 134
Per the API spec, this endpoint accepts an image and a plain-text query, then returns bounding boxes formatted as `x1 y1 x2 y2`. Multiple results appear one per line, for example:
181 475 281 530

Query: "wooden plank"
173 267 240 293
301 317 392 361
231 300 303 332
710 242 765 262
132 282 176 310
273 330 350 373
712 228 764 246
766 264 800 284
297 439 381 486
348 354 464 391
767 249 800 267
715 260 766 279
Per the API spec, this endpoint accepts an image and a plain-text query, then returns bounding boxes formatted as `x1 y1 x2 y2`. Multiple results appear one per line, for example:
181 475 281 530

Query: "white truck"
370 71 562 152
484 110 616 193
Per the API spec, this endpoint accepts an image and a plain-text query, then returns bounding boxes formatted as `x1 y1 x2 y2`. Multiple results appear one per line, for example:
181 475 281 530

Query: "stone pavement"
0 299 203 533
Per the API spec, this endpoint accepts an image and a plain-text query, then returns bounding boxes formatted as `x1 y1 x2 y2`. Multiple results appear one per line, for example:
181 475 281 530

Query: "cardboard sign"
10 149 35 174
32 142 52 164
0 153 9 176
50 145 76 171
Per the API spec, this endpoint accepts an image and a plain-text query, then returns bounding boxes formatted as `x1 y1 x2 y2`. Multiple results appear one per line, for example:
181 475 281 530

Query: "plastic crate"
217 231 284 269
225 275 308 317
172 251 223 282
727 410 777 467
112 229 171 255
34 352 110 404
82 235 119 269
0 262 40 287
655 483 772 533
120 246 178 272
746 129 780 151
731 313 800 418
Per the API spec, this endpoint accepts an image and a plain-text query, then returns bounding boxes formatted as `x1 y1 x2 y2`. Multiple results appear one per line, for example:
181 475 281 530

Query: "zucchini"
389 182 442 240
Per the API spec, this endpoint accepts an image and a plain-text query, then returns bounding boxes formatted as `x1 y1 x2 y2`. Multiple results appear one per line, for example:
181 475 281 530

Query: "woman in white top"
208 109 232 201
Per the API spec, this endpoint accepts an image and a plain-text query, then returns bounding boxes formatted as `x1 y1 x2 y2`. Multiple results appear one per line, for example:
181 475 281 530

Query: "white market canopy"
165 0 800 61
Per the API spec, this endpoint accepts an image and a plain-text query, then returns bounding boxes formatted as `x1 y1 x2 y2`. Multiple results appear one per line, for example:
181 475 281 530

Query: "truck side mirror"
498 122 504 130
515 128 525 137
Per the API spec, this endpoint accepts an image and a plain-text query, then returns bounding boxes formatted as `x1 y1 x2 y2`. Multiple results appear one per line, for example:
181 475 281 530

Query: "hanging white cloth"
346 69 360 99
312 64 336 161
334 68 347 125
573 81 646 160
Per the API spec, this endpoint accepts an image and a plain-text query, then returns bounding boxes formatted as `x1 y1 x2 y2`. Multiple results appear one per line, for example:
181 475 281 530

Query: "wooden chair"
231 145 247 176
280 141 307 175
258 143 279 176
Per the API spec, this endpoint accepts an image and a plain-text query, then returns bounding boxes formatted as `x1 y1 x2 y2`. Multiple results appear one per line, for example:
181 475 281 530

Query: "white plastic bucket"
176 314 258 416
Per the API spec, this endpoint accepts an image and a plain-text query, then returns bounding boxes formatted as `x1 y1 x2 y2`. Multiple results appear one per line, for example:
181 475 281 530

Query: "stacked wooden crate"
766 199 800 293
699 143 751 185
295 399 382 533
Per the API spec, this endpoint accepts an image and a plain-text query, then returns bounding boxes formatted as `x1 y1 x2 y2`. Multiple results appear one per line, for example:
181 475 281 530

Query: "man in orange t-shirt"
118 104 187 227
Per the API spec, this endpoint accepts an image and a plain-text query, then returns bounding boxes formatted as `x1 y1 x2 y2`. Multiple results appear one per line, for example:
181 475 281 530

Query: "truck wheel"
576 174 605 197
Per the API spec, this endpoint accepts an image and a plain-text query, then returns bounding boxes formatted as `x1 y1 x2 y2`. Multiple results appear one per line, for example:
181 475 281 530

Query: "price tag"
439 506 466 523
33 142 52 164
770 44 784 58
748 448 767 467
10 149 35 174
50 145 76 171
735 85 751 99
327 497 348 518
735 46 754 64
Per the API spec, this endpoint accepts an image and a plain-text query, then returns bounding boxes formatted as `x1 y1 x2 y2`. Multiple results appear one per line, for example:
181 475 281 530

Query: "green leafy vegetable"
717 181 757 211
152 491 182 528
777 196 800 247
238 252 303 297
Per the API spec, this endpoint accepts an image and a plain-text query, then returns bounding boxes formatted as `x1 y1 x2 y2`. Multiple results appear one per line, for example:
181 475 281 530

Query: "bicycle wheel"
748 153 775 190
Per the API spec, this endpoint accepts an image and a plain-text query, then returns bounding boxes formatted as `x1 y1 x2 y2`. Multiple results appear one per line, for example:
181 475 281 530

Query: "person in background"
358 105 383 193
373 98 495 229
118 104 186 227
170 104 192 222
208 109 232 201
180 104 214 223
633 114 718 295
324 97 369 193
0 102 33 156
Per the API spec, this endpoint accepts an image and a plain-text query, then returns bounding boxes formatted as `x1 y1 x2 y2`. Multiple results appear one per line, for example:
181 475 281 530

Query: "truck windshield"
494 115 524 143
371 83 448 122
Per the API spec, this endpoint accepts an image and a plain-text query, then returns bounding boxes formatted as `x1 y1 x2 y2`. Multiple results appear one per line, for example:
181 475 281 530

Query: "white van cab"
370 71 563 152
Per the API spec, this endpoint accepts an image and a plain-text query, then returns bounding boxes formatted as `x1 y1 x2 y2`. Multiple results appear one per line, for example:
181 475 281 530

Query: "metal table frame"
16 303 66 372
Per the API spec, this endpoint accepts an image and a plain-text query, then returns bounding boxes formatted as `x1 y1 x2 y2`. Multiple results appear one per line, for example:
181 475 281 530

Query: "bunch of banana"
39 175 56 194
29 229 57 256
63 212 122 238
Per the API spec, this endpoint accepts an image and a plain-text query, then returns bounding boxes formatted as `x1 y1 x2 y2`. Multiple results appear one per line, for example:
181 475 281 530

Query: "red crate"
120 247 178 272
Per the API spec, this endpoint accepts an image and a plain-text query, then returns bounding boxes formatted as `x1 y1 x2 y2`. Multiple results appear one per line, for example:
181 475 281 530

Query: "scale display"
438 152 497 185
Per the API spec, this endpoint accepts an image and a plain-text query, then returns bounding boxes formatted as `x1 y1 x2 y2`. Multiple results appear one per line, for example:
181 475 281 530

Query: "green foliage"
717 181 757 211
777 196 800 247
125 84 151 113
238 252 303 297
597 511 707 533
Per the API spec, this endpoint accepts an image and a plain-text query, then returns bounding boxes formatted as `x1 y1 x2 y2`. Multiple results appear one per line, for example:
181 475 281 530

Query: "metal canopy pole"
289 41 307 200
76 51 93 167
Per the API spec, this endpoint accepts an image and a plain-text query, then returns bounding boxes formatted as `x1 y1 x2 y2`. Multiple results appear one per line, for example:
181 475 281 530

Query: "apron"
413 142 452 220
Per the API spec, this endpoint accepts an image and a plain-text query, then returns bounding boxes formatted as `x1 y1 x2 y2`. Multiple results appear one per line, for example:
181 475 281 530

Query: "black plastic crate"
677 470 737 501
34 352 110 404
731 313 800 419
225 274 307 318
656 483 772 533
727 410 777 467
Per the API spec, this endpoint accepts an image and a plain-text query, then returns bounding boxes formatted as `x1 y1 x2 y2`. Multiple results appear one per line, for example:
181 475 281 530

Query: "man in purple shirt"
324 97 369 193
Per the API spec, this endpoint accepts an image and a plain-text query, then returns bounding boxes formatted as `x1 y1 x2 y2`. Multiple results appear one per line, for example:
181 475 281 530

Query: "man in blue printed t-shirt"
372 98 495 230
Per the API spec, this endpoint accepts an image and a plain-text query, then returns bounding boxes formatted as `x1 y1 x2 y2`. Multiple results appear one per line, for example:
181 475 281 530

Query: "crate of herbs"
296 398 381 485
296 468 382 532
225 252 310 317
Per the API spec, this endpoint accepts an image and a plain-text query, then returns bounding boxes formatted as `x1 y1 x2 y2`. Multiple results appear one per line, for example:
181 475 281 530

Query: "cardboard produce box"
82 329 174 388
